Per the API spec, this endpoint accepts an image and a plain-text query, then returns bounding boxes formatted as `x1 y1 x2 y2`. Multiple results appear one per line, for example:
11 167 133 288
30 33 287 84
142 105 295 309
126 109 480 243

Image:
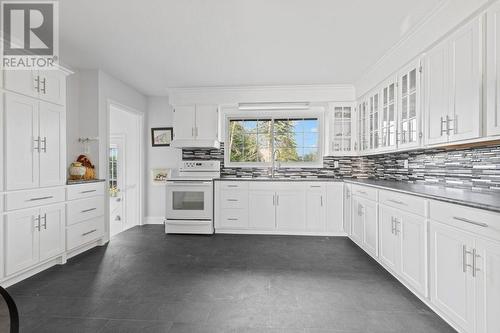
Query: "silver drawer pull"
226 185 239 188
227 218 238 221
453 216 488 228
387 199 406 205
27 196 54 201
82 229 97 236
357 190 367 194
226 199 238 202
310 185 321 188
80 190 96 194
81 208 97 213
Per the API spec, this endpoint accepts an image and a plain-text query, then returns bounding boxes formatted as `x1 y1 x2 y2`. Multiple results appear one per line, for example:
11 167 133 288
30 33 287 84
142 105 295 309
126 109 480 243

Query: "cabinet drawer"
66 217 104 251
218 209 249 229
219 181 249 191
6 187 65 211
351 184 378 201
379 190 426 217
67 182 105 201
67 197 105 226
429 200 500 241
221 191 248 209
305 182 327 191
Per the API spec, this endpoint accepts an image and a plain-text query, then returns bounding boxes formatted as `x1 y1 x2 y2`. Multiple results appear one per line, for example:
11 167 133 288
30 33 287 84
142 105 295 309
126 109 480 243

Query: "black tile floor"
7 225 456 333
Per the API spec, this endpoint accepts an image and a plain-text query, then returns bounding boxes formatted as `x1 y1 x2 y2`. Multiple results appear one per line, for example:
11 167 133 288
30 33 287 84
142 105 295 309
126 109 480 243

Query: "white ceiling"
60 0 443 96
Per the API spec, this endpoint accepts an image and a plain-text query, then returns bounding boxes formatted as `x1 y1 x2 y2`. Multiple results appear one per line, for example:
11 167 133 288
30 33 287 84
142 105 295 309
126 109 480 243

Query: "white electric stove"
165 160 220 234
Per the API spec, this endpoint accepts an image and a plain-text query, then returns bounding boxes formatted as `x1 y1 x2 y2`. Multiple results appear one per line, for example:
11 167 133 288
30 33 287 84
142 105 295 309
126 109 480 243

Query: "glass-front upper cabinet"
368 91 380 151
329 103 355 155
356 99 368 153
398 60 422 149
380 77 398 151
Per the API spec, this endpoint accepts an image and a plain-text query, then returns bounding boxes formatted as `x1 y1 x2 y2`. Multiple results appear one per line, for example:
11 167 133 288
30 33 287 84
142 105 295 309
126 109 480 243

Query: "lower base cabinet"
351 195 378 257
5 204 65 276
248 187 276 230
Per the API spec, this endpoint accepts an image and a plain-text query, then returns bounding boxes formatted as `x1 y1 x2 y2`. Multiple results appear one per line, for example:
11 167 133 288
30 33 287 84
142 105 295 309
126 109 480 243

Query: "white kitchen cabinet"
276 185 306 231
356 99 368 153
326 182 344 233
361 197 378 258
329 104 354 155
430 221 475 333
379 205 399 272
486 1 500 137
171 104 219 148
379 77 398 152
37 70 66 105
368 90 381 151
424 16 482 146
343 184 352 235
305 183 326 232
4 93 40 190
4 205 66 276
39 102 66 187
3 70 38 98
4 92 65 190
248 188 276 230
351 196 364 246
475 238 500 333
397 60 422 149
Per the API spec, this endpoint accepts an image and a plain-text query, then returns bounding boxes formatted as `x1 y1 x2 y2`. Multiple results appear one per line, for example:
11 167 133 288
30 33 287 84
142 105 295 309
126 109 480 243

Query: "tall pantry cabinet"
1 68 70 284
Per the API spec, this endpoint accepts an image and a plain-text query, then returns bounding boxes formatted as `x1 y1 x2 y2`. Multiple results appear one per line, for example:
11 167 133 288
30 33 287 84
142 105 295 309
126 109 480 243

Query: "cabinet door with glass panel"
398 60 422 150
368 90 381 152
356 99 369 153
329 103 355 156
380 77 398 152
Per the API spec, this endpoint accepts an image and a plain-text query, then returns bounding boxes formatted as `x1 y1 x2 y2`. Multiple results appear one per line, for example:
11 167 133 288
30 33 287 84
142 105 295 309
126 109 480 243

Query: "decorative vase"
69 162 86 180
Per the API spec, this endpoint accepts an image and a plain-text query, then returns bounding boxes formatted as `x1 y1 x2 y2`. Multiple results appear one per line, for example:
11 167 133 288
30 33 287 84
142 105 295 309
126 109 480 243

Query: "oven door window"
172 191 205 210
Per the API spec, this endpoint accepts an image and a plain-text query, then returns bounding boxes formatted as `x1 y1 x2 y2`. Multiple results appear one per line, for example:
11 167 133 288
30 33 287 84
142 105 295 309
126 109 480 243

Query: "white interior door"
4 92 40 190
109 137 125 237
39 102 65 187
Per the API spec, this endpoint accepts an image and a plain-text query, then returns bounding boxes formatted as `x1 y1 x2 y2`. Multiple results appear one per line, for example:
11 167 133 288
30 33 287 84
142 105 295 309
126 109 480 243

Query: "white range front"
165 161 220 234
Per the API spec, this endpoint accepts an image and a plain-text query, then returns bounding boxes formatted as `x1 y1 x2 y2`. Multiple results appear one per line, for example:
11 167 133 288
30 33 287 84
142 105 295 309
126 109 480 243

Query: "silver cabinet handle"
472 248 479 277
226 199 238 202
440 116 449 136
276 194 279 206
387 199 406 206
463 245 473 273
81 208 97 213
41 78 47 94
41 137 47 152
391 217 396 234
80 190 96 194
82 229 97 236
227 218 238 221
453 216 488 228
357 190 367 195
41 213 47 229
33 136 41 152
310 185 321 188
34 75 40 92
27 196 54 201
226 185 238 188
320 195 323 207
34 215 41 231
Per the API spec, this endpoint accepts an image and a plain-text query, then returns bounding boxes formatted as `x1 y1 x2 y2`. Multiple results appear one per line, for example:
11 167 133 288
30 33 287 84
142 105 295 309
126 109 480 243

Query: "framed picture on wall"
151 168 170 185
151 127 173 146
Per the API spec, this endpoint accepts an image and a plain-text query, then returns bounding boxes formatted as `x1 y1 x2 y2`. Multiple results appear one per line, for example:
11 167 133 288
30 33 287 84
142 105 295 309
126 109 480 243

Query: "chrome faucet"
271 149 281 178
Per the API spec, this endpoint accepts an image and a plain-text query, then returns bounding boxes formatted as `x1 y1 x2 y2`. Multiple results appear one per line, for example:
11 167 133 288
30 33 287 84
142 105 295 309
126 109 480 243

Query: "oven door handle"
166 181 212 185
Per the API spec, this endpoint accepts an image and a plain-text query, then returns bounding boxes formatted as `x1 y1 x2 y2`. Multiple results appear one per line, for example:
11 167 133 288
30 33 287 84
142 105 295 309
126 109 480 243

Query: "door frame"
106 99 145 240
109 134 127 236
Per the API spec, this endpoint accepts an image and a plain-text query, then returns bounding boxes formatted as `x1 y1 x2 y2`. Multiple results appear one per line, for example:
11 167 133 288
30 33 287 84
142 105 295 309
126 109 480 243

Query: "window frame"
224 109 324 168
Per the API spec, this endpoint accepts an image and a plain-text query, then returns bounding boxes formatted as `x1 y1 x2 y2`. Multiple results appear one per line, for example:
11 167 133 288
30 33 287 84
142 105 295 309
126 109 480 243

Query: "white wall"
355 0 491 97
110 106 142 230
145 96 181 224
66 70 81 165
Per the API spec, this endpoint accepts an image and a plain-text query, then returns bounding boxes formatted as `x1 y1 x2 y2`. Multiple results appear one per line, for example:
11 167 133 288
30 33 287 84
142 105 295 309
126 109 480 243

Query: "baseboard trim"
215 229 348 237
0 255 65 288
145 216 165 225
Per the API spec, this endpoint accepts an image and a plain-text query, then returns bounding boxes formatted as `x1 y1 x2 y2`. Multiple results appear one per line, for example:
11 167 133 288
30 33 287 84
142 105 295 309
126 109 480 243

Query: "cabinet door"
39 102 65 187
343 185 352 235
424 42 449 145
362 198 378 258
351 197 364 246
326 183 343 233
357 100 368 152
38 70 66 105
3 70 39 98
399 212 427 296
379 205 399 272
39 204 65 261
330 105 353 155
305 186 326 232
398 61 422 149
248 190 275 230
475 238 500 333
368 91 381 151
486 2 500 137
380 79 398 151
448 17 482 143
173 105 196 140
195 105 218 141
430 221 475 333
276 187 306 231
5 208 40 276
4 93 40 190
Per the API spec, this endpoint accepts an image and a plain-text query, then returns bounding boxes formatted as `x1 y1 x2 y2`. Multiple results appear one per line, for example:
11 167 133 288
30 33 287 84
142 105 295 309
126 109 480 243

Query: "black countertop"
214 177 500 213
214 177 342 182
67 179 106 185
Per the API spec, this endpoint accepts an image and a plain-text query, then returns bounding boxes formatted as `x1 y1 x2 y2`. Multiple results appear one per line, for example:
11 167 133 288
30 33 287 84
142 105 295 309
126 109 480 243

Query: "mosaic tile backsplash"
182 143 500 192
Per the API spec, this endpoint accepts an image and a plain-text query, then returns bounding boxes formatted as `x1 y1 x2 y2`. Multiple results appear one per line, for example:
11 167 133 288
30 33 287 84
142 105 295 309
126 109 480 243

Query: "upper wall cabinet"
397 60 422 149
356 99 368 153
486 2 500 137
379 77 398 152
424 16 482 146
3 69 66 105
171 104 219 148
328 103 355 156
